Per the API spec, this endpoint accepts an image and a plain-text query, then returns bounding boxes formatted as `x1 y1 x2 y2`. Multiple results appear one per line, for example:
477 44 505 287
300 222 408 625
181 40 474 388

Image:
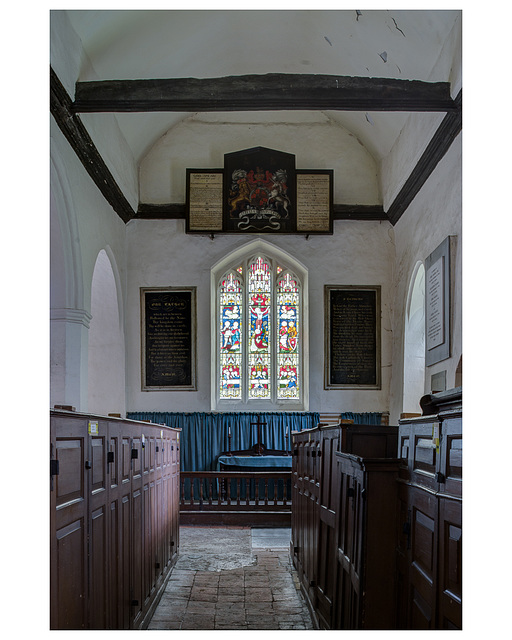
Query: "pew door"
50 415 89 630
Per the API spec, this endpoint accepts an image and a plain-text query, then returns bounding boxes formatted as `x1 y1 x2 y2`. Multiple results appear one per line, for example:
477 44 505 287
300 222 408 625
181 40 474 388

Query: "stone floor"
148 526 314 630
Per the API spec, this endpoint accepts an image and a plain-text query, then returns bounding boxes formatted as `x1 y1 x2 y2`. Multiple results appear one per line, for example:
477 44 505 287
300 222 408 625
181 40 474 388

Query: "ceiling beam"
51 68 461 227
50 67 136 223
135 203 387 221
73 73 456 113
387 89 462 225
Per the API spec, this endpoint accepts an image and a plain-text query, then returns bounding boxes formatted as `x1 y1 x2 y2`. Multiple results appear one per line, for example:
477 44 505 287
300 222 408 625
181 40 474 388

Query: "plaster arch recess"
87 249 126 416
403 262 426 414
138 117 381 206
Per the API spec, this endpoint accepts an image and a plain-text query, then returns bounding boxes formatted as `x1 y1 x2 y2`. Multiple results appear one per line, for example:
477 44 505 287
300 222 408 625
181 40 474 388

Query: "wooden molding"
50 67 136 223
73 73 456 113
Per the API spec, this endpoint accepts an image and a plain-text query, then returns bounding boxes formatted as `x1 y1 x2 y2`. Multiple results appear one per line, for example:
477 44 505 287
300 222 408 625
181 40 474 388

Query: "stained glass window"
217 255 301 403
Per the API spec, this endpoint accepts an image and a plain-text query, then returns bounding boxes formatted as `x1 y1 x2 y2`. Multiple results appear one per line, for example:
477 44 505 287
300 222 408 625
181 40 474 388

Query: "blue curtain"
340 411 382 425
127 411 319 472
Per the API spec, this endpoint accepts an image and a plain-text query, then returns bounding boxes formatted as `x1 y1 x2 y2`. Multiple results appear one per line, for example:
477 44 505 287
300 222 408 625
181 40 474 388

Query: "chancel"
50 8 462 632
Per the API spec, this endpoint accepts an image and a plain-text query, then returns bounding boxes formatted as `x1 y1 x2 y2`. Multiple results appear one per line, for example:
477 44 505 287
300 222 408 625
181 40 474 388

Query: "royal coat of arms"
223 147 296 232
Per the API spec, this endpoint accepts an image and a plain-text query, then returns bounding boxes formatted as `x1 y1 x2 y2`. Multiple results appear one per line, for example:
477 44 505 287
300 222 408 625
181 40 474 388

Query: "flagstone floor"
148 526 314 630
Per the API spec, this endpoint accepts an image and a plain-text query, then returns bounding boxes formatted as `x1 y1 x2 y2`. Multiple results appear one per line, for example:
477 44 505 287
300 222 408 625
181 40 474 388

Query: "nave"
147 527 313 630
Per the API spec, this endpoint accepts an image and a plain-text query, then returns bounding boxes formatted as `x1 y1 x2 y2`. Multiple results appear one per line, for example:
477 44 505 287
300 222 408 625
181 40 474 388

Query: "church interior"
47 7 470 632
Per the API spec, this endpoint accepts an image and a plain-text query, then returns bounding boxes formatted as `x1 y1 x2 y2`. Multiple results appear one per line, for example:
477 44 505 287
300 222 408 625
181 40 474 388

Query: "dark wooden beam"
50 67 136 223
387 89 462 225
333 204 387 221
136 203 186 219
135 202 387 222
52 67 461 227
73 73 456 113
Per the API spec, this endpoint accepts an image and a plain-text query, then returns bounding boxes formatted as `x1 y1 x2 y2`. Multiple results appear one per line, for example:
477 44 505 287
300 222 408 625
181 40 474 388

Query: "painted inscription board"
324 285 381 389
425 236 452 366
141 287 196 390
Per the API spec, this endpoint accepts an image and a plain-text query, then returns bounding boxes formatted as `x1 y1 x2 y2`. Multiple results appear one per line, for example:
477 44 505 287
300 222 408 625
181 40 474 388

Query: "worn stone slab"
186 601 217 613
180 617 215 630
147 620 183 629
147 526 313 631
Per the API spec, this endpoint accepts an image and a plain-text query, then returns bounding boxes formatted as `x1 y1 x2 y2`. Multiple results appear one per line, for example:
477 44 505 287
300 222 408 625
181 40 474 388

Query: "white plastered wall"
50 118 128 412
125 218 394 414
388 134 462 423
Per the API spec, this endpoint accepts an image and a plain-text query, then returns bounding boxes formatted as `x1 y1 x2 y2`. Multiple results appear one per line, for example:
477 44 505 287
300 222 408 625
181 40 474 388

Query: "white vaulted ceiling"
64 9 461 165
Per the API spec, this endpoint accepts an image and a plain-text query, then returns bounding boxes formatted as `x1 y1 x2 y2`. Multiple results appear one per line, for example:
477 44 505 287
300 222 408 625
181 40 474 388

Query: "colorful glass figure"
277 271 300 398
248 257 271 399
219 271 242 399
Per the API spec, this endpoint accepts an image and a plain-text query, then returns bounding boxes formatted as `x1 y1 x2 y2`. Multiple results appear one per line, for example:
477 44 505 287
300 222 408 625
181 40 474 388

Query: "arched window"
403 262 425 413
213 243 307 410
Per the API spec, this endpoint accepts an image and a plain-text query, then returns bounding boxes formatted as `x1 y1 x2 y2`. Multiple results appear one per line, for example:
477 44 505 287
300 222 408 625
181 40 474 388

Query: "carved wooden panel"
53 517 87 628
440 417 462 498
50 412 181 630
438 498 462 629
50 416 88 629
90 505 108 629
316 427 340 628
409 489 438 629
131 486 143 624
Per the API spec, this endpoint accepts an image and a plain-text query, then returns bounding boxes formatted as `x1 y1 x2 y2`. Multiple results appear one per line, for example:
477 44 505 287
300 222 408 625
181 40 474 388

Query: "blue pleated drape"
340 411 382 425
126 411 320 472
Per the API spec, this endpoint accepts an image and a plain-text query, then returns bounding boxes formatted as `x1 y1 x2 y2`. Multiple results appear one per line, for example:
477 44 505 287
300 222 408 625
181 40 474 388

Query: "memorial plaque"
324 285 381 389
425 236 452 366
141 287 196 390
186 170 223 232
426 256 444 350
296 170 333 233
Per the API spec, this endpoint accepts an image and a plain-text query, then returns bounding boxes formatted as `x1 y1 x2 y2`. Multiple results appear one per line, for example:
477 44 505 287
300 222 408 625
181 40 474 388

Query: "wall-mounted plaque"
296 170 333 233
186 170 223 232
224 146 296 233
186 147 333 235
425 236 452 366
324 285 381 389
141 287 196 391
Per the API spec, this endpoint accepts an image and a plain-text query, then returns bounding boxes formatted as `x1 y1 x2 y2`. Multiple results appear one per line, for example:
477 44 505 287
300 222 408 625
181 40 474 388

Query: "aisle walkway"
148 526 314 630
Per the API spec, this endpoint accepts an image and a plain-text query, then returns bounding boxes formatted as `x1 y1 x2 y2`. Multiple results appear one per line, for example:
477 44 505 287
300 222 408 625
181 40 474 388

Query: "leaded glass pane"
248 256 271 399
277 271 300 399
219 271 242 399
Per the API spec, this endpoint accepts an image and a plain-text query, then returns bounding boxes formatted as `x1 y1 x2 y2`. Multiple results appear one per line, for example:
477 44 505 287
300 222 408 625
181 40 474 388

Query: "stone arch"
87 249 126 416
